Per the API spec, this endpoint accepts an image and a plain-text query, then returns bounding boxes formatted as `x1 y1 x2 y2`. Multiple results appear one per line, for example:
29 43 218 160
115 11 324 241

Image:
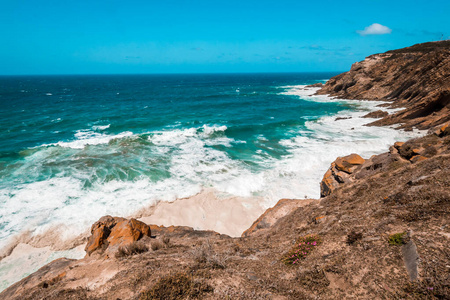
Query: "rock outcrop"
85 216 151 256
320 153 365 197
242 198 315 237
317 41 450 130
433 122 450 137
320 125 449 197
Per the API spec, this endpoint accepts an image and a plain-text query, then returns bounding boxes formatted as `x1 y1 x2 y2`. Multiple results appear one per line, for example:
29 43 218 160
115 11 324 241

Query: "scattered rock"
362 110 389 119
306 82 323 88
410 155 427 163
433 123 450 137
335 116 352 121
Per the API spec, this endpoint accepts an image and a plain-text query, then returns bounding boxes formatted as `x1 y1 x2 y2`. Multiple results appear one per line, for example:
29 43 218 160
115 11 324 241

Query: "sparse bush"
162 236 171 248
347 231 363 245
151 241 163 251
282 234 322 265
139 272 213 300
191 240 227 269
388 232 407 246
422 145 437 157
296 267 330 291
116 241 149 258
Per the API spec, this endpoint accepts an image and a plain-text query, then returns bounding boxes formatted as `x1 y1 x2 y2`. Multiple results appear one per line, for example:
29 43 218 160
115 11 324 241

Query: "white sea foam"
92 124 111 131
42 129 133 149
201 124 227 135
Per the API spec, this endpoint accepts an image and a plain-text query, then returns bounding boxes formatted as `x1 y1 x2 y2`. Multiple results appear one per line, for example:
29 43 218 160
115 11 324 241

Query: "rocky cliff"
316 41 450 130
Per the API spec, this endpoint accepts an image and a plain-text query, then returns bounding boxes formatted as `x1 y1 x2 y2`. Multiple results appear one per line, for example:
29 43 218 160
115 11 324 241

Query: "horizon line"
0 71 344 77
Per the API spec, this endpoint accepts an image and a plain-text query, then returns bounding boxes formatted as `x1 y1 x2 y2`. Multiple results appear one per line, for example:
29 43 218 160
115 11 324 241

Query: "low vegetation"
346 231 363 245
388 232 407 246
115 241 149 258
282 234 322 265
139 272 213 300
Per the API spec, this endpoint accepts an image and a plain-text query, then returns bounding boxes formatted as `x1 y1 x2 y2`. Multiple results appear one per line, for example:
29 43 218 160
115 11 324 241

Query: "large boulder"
85 216 151 256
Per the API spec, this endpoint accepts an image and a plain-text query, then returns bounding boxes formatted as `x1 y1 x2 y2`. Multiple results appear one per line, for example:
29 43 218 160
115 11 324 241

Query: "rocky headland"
316 40 450 130
1 41 449 299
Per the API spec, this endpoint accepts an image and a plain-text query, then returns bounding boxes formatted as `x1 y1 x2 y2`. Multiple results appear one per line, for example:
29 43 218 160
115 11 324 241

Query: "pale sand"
0 243 85 291
139 188 268 237
0 188 269 291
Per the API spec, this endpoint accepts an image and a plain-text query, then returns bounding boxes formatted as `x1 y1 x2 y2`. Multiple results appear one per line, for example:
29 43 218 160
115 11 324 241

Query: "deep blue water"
0 73 342 154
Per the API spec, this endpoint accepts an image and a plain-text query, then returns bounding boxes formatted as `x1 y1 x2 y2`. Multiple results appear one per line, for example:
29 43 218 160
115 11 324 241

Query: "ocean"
0 73 422 289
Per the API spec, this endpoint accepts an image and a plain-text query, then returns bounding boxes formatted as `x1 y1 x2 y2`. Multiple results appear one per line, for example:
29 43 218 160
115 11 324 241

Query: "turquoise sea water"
0 73 421 257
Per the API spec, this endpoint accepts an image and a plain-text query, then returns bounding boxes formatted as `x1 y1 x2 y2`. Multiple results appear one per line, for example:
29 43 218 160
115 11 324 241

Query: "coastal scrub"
282 234 322 265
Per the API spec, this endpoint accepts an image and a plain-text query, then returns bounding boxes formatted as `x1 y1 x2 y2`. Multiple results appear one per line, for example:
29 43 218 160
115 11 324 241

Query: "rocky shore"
1 41 449 299
316 40 450 130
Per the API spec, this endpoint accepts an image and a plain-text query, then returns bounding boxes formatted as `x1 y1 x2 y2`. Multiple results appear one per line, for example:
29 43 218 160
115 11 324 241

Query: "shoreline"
0 85 425 292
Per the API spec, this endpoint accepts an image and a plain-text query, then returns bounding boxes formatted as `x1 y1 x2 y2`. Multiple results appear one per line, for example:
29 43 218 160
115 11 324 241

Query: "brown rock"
320 154 364 197
410 155 428 163
441 123 450 136
306 82 323 88
316 41 450 130
394 142 405 149
320 169 340 198
362 110 389 119
85 216 151 256
334 154 365 173
107 219 150 249
412 148 421 155
85 215 127 255
85 224 109 255
399 144 415 160
434 123 450 137
355 152 402 179
389 146 398 154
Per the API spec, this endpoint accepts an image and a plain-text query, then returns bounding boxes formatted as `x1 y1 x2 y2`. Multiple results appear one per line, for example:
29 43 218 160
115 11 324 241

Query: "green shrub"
388 232 406 245
282 234 322 265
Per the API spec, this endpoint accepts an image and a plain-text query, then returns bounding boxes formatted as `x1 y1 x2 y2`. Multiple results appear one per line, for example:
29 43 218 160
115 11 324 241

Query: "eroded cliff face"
317 41 450 130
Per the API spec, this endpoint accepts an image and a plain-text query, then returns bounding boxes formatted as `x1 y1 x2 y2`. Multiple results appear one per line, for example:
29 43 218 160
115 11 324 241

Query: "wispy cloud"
357 23 392 36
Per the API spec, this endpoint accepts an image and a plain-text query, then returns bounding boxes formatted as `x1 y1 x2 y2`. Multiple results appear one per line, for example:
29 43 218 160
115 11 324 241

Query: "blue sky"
1 0 449 75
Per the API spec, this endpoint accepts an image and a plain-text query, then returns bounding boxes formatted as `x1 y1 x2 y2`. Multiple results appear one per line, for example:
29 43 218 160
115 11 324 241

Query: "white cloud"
357 23 392 36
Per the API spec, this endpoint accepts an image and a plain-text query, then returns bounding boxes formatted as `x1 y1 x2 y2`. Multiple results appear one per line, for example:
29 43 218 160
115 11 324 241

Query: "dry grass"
151 241 163 251
139 272 212 300
115 241 149 258
191 240 227 269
